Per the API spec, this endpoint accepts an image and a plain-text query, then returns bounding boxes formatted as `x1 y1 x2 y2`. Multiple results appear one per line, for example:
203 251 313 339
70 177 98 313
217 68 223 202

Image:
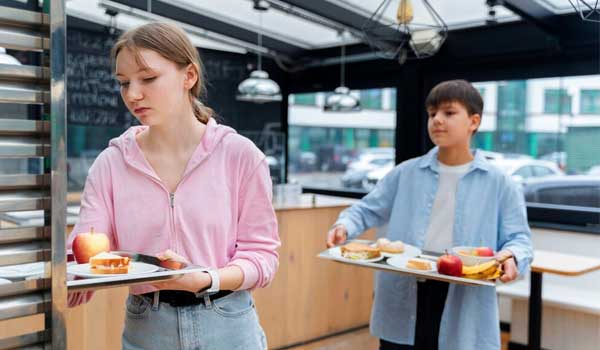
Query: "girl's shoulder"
219 133 266 168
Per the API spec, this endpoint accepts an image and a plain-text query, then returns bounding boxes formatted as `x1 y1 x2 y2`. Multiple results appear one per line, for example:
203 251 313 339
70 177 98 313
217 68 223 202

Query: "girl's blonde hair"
111 22 213 123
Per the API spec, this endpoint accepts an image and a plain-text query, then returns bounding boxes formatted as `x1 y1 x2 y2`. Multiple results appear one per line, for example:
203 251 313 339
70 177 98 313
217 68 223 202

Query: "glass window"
360 89 383 110
580 89 600 114
533 166 554 177
288 88 396 192
544 88 571 114
514 166 534 178
293 93 317 106
472 75 600 212
389 88 397 111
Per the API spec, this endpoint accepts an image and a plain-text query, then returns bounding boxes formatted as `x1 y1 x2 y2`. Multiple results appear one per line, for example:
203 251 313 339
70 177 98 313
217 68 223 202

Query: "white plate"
370 242 422 258
387 256 437 273
0 262 45 279
0 278 12 285
67 261 159 278
328 246 385 263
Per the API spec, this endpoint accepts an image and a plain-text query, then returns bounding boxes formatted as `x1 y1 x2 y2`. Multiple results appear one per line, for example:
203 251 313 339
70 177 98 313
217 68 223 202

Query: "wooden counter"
64 194 375 350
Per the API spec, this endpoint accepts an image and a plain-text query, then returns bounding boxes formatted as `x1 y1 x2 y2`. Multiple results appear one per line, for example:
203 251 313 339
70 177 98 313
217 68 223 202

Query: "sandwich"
89 252 130 274
406 258 432 271
340 242 381 260
376 238 405 254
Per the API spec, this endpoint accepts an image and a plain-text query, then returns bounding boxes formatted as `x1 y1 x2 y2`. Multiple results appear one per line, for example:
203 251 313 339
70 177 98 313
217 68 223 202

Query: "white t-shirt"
423 160 472 253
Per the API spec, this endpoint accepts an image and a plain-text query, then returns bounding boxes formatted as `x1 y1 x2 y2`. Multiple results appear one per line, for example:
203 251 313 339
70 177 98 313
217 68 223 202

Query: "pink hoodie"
68 119 280 295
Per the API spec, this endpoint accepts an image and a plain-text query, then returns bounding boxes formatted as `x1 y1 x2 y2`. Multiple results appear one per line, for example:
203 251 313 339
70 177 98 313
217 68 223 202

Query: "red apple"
474 247 494 257
437 252 463 277
72 227 110 264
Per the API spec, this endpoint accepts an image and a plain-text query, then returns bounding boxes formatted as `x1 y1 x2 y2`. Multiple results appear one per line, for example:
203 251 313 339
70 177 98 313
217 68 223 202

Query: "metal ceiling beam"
110 0 305 57
501 0 562 39
277 0 399 39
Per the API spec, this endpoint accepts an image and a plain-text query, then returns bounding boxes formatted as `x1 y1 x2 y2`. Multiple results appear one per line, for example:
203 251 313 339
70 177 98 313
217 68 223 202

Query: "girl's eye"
143 77 156 83
118 81 129 87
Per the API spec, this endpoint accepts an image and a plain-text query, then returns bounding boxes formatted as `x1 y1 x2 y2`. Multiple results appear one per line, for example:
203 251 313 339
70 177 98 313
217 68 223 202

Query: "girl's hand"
151 250 211 293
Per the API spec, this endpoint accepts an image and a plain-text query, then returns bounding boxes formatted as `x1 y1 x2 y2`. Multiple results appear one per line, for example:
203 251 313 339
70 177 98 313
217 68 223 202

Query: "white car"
488 158 563 184
341 148 395 189
363 160 395 191
587 165 600 176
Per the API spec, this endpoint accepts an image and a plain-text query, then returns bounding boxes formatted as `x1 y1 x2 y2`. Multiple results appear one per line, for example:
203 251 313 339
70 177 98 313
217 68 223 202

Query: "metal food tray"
67 251 208 292
317 244 496 287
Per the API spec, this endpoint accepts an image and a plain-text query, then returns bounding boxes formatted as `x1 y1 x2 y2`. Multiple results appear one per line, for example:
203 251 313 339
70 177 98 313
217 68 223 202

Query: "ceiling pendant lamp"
236 1 282 103
324 33 361 112
362 0 447 64
568 0 600 22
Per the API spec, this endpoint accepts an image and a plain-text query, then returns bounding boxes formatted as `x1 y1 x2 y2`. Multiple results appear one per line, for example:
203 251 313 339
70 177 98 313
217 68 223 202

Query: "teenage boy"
326 80 533 350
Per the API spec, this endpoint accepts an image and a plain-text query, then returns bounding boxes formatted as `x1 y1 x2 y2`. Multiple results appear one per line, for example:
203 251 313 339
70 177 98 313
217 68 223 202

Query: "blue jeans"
122 291 267 350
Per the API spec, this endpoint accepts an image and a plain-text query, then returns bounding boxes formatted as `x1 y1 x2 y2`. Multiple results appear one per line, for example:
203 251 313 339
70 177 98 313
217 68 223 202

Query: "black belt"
142 290 233 307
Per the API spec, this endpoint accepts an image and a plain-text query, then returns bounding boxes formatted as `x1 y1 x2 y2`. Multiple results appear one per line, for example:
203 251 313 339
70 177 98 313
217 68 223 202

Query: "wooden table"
528 250 600 350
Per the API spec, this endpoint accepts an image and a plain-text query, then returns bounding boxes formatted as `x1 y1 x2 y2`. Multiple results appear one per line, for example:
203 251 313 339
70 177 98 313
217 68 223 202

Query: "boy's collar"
418 147 490 173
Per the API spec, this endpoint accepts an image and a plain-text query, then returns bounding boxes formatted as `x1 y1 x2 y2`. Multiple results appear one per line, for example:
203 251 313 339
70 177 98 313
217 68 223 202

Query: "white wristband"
203 269 220 295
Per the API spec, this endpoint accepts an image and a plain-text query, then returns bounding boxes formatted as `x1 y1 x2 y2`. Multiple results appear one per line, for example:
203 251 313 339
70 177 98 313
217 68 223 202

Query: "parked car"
523 175 600 208
363 160 395 191
341 148 395 189
316 145 353 172
488 158 563 184
587 165 600 176
539 151 567 170
289 151 317 172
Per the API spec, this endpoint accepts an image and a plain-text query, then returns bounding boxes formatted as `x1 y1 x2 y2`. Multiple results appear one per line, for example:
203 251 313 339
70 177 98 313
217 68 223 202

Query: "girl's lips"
134 107 149 114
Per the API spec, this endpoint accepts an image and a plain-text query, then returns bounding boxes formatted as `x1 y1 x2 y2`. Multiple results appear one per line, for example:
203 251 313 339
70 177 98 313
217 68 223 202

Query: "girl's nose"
125 83 143 102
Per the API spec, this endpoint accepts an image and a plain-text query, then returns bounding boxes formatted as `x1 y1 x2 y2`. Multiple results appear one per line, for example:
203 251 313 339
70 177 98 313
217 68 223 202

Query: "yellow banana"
463 263 504 280
461 260 498 275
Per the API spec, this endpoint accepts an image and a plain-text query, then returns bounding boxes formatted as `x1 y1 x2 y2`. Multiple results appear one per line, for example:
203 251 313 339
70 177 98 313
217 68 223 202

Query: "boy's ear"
470 113 481 133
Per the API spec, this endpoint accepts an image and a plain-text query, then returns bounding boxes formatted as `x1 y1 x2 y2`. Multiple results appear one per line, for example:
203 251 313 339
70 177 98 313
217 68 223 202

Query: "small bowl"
451 246 495 266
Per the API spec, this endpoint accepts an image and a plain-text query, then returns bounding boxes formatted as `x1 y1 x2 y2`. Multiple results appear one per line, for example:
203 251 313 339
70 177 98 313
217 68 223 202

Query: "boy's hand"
497 250 518 283
326 224 348 248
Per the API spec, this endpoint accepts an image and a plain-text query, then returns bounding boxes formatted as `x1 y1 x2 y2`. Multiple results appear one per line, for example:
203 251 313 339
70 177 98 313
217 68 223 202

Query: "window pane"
580 90 600 114
544 88 571 114
288 88 396 192
360 89 383 110
473 75 600 211
293 93 317 106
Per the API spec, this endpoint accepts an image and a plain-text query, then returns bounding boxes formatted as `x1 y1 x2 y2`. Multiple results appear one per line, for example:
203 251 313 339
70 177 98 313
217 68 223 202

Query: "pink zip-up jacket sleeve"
228 157 279 290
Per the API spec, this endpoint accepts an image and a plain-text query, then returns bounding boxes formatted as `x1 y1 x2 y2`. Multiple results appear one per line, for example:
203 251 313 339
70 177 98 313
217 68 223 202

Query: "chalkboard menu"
66 29 134 128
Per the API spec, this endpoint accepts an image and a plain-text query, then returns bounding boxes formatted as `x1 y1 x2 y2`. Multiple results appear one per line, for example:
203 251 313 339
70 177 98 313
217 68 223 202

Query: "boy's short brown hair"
425 79 483 117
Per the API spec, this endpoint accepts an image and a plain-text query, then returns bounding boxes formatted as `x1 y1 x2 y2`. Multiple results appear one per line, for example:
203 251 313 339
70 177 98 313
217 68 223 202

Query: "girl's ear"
183 63 199 90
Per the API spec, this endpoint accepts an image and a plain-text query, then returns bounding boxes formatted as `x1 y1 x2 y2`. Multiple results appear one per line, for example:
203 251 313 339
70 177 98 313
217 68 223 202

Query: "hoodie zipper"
169 192 177 252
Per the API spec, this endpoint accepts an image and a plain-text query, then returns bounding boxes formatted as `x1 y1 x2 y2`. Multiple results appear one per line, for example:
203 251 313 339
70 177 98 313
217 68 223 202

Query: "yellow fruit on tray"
461 260 503 280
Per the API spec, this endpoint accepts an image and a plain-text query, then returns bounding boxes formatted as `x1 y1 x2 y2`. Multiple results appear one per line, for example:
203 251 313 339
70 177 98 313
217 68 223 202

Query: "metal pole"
50 0 68 348
528 271 543 350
